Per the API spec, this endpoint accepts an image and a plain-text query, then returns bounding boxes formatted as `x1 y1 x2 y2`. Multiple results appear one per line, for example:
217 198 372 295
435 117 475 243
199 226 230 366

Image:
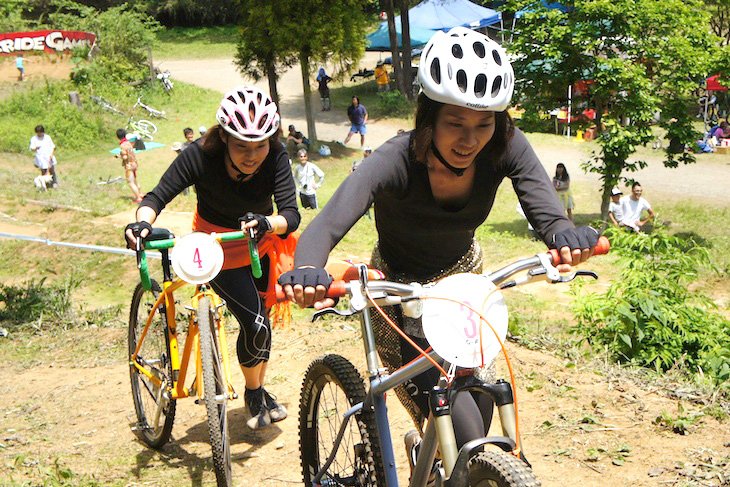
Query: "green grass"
153 25 239 60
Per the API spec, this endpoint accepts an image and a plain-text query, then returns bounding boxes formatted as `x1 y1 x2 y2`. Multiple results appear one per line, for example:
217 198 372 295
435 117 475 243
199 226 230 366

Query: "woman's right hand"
124 221 153 250
278 267 334 309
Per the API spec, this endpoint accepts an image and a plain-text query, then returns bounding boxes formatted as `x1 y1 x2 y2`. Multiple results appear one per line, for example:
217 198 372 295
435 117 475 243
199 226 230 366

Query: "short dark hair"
116 128 126 139
183 127 194 136
35 125 44 133
288 124 295 131
352 96 360 105
412 93 514 165
632 182 642 190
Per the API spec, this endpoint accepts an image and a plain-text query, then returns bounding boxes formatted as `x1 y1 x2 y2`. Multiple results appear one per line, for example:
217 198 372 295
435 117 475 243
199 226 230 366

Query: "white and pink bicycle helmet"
216 86 280 142
418 27 514 112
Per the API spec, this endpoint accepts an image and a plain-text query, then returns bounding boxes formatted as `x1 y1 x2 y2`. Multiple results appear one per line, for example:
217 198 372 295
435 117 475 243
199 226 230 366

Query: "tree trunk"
399 0 413 98
264 54 281 116
300 50 318 144
384 0 403 95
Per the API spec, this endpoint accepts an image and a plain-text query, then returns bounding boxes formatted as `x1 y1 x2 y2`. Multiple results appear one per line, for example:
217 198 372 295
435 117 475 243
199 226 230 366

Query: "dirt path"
162 57 730 205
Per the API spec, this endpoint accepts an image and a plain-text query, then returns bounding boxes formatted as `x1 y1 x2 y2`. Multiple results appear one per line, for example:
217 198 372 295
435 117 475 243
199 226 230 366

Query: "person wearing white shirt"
29 125 58 188
608 187 624 226
293 149 324 209
619 182 654 232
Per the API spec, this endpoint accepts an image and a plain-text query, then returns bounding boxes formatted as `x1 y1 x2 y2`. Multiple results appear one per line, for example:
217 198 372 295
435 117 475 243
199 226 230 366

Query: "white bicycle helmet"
216 86 280 142
418 26 514 112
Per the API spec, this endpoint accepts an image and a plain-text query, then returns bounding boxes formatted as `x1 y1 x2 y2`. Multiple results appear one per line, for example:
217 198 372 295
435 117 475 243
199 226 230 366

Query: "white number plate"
170 232 224 284
421 273 508 368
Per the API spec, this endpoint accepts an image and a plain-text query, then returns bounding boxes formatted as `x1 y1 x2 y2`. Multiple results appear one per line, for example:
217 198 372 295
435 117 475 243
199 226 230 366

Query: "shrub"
570 227 730 384
0 276 81 327
376 90 414 118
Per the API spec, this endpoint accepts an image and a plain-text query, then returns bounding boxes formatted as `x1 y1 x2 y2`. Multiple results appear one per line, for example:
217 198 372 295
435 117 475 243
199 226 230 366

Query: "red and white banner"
0 30 96 56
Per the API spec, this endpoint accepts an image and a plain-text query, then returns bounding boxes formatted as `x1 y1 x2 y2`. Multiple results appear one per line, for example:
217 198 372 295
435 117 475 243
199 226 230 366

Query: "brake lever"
311 307 356 322
557 270 598 282
135 237 143 269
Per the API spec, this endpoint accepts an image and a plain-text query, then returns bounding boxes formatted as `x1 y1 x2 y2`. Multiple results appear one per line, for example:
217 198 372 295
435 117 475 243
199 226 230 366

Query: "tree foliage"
706 0 730 46
234 0 296 111
505 0 730 218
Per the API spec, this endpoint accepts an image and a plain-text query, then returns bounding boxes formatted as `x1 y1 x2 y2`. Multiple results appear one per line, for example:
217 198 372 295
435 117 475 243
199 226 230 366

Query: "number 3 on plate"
193 247 203 269
460 301 478 339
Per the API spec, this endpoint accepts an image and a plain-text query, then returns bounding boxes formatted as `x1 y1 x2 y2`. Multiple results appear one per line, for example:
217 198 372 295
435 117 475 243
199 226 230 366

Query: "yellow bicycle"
128 227 262 487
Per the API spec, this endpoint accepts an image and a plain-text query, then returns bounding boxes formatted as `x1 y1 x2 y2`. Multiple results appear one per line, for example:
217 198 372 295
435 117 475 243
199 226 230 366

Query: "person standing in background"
29 125 58 188
374 61 389 92
553 163 574 222
317 68 332 111
344 96 368 148
294 149 324 209
116 128 143 203
17 53 29 82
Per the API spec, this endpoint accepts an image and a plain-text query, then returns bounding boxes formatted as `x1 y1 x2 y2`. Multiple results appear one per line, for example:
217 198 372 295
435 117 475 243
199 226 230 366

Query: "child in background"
553 163 574 222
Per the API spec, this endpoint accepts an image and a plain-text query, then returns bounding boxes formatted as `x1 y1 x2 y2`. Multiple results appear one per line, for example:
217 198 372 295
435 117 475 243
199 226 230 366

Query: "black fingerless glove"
551 226 600 251
239 212 272 242
278 267 333 289
124 221 153 249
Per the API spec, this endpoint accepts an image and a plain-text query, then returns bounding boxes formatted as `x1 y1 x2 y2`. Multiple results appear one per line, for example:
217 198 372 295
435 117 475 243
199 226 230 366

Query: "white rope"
0 232 161 259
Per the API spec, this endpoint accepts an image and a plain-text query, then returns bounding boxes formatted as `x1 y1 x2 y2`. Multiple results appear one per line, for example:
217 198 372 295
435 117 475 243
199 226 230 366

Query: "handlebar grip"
139 251 152 291
275 281 348 303
249 242 262 279
548 235 610 264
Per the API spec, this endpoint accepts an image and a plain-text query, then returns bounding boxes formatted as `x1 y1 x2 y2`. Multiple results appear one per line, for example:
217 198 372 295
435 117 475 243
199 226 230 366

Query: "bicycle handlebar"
274 236 610 302
134 229 261 287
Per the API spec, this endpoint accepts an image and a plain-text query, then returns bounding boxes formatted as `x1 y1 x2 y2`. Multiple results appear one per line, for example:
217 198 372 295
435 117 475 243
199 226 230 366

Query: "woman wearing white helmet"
280 27 598 460
125 86 300 430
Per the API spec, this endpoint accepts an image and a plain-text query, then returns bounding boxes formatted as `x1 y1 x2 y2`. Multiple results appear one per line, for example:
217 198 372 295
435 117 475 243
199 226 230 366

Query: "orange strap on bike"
193 211 299 328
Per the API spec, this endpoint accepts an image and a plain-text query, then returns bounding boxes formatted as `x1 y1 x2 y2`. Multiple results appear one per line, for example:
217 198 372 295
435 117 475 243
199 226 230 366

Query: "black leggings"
209 256 271 368
400 333 494 447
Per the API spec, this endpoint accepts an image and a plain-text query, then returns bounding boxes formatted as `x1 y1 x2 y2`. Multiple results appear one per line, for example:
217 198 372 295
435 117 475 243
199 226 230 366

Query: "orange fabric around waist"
192 211 298 310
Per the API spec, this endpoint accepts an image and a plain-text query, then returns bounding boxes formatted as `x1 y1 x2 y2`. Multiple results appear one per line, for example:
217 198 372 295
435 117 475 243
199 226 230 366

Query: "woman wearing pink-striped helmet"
125 85 299 430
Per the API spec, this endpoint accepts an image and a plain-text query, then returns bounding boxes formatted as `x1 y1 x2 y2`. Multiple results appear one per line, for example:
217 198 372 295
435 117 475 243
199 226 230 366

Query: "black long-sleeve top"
141 139 300 233
294 129 572 278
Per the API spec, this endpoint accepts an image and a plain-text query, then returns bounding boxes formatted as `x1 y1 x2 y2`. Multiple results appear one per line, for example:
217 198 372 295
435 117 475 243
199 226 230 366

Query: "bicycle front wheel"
468 450 541 487
129 280 176 448
299 354 385 486
197 296 232 487
136 119 158 135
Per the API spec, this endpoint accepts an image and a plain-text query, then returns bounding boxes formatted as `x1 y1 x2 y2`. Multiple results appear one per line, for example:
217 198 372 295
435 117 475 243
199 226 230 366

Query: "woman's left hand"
551 226 600 271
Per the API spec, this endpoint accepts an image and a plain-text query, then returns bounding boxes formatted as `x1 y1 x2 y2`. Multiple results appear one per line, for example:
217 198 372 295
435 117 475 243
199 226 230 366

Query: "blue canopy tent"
366 22 437 51
393 0 502 31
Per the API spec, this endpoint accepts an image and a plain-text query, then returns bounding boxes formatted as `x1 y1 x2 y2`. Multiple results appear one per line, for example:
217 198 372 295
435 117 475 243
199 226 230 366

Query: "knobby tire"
468 450 541 487
128 280 176 448
299 354 386 486
198 297 232 487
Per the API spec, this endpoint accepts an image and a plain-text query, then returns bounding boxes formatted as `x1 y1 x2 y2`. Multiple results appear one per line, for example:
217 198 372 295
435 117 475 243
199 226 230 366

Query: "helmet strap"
430 141 467 177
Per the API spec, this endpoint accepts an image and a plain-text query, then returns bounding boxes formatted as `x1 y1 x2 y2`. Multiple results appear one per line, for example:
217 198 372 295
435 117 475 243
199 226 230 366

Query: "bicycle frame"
130 251 235 408
311 267 523 487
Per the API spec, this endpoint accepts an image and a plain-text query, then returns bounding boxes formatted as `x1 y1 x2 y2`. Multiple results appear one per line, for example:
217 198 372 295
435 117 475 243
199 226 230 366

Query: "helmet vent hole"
258 114 268 130
430 58 441 84
227 95 236 103
452 44 463 59
235 111 247 129
492 50 502 66
491 75 503 97
450 33 459 37
474 74 487 98
456 69 467 93
473 42 486 58
447 63 453 80
424 44 433 59
504 73 510 88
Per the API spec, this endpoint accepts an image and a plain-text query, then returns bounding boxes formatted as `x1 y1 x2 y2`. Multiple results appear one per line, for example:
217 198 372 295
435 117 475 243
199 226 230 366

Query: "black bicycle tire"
128 280 176 449
198 296 232 487
299 354 386 486
468 450 541 487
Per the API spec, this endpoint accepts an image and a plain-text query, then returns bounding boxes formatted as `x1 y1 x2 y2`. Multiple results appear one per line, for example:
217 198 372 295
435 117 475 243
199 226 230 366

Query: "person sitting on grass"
619 182 654 232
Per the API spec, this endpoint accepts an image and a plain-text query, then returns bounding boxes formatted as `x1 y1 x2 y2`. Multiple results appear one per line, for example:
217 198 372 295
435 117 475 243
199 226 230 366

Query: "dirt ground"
1 56 730 487
0 55 71 84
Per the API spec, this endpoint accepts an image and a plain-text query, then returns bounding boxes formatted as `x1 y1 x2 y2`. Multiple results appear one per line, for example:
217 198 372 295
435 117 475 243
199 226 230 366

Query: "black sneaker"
263 388 288 422
244 387 271 430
